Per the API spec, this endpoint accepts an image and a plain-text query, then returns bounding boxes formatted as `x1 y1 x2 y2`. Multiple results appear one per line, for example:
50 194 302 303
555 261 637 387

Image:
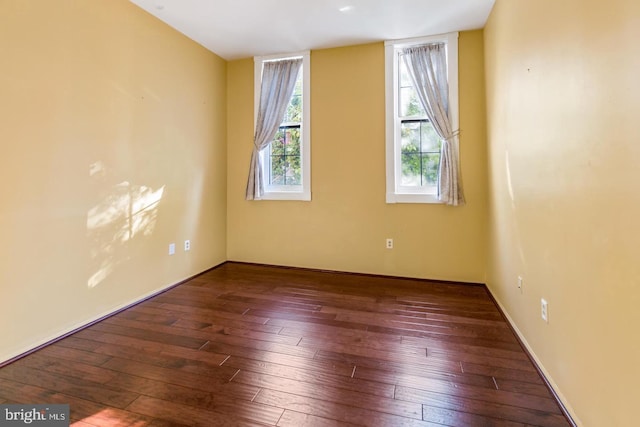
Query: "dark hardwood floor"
0 262 571 426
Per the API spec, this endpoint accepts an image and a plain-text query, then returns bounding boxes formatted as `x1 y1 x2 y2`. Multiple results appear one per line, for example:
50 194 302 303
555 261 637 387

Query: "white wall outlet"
386 238 393 249
541 298 548 323
184 240 191 251
169 243 176 255
517 276 523 293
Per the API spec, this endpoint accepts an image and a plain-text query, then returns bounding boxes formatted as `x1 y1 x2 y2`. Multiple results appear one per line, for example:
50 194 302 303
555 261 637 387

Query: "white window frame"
254 51 311 201
385 32 459 204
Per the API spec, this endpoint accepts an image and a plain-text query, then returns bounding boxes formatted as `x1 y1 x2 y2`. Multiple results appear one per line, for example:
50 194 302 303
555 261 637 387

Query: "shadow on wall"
86 160 164 288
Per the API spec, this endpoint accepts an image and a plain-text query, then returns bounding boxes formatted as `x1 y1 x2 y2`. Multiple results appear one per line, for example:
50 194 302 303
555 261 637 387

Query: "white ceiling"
129 0 495 60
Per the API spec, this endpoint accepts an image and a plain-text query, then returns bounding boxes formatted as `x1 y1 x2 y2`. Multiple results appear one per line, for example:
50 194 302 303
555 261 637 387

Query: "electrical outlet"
541 298 548 323
168 243 175 255
184 240 191 251
517 276 523 293
386 238 393 249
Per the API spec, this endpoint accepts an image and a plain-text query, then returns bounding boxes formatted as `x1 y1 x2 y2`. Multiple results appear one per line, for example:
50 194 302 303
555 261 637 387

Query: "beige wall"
227 32 488 282
0 1 227 363
6 1 633 423
484 1 640 425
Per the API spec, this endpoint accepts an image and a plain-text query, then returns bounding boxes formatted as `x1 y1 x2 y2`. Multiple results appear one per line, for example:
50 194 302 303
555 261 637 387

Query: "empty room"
0 0 638 426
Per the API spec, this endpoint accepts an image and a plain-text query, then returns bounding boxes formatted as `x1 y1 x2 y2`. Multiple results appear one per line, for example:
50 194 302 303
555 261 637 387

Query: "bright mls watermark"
0 405 69 426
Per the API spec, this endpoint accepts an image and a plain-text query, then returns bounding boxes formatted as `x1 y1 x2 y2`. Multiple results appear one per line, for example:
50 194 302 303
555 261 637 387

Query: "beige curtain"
403 44 465 206
246 58 302 200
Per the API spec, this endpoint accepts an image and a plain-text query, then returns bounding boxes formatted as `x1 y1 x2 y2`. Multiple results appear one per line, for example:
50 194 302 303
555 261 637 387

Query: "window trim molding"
384 32 459 204
253 51 311 201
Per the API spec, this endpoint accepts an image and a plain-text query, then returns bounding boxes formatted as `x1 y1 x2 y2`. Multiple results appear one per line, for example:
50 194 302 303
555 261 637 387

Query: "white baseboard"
489 292 581 427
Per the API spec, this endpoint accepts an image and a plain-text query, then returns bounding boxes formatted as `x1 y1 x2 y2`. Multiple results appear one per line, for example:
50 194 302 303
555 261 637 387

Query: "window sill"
257 191 311 201
386 193 442 204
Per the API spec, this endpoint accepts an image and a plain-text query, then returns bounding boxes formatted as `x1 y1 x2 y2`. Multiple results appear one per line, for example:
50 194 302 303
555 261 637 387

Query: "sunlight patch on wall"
87 163 164 288
503 151 528 270
505 150 515 204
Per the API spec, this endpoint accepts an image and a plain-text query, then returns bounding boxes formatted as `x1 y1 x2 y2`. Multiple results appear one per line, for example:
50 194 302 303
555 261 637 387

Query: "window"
385 33 458 203
254 52 310 200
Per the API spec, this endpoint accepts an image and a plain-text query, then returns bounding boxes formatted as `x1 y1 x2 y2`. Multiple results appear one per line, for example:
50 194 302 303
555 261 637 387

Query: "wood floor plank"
90 322 208 350
421 405 528 427
283 318 528 370
100 357 239 392
158 345 229 366
224 345 356 377
0 365 138 409
116 309 180 326
225 356 395 398
0 262 570 427
299 335 429 362
233 371 422 420
394 381 562 414
331 309 515 342
218 292 324 312
92 340 226 371
172 317 283 335
367 324 523 352
150 301 271 325
396 386 568 426
0 377 61 403
400 335 530 362
106 373 279 424
320 348 466 379
274 318 403 343
10 352 117 384
353 363 497 390
75 409 190 427
254 388 441 427
127 395 274 427
106 372 259 403
104 315 301 346
436 351 536 371
462 362 545 384
277 410 362 426
203 333 318 359
74 329 189 354
55 336 104 351
36 344 113 366
495 377 556 398
0 378 171 427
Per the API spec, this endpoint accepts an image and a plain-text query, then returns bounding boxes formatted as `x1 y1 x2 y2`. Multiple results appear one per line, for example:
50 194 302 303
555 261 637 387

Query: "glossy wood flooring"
0 263 571 426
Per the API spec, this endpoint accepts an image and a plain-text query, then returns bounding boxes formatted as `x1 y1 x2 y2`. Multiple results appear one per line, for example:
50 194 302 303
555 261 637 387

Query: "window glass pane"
400 121 421 186
401 152 421 186
282 69 303 124
401 119 440 187
400 87 425 117
268 125 301 186
284 128 300 155
399 56 426 118
271 129 285 155
401 121 420 151
270 153 286 185
420 121 441 153
286 155 301 185
421 153 440 186
399 57 413 87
